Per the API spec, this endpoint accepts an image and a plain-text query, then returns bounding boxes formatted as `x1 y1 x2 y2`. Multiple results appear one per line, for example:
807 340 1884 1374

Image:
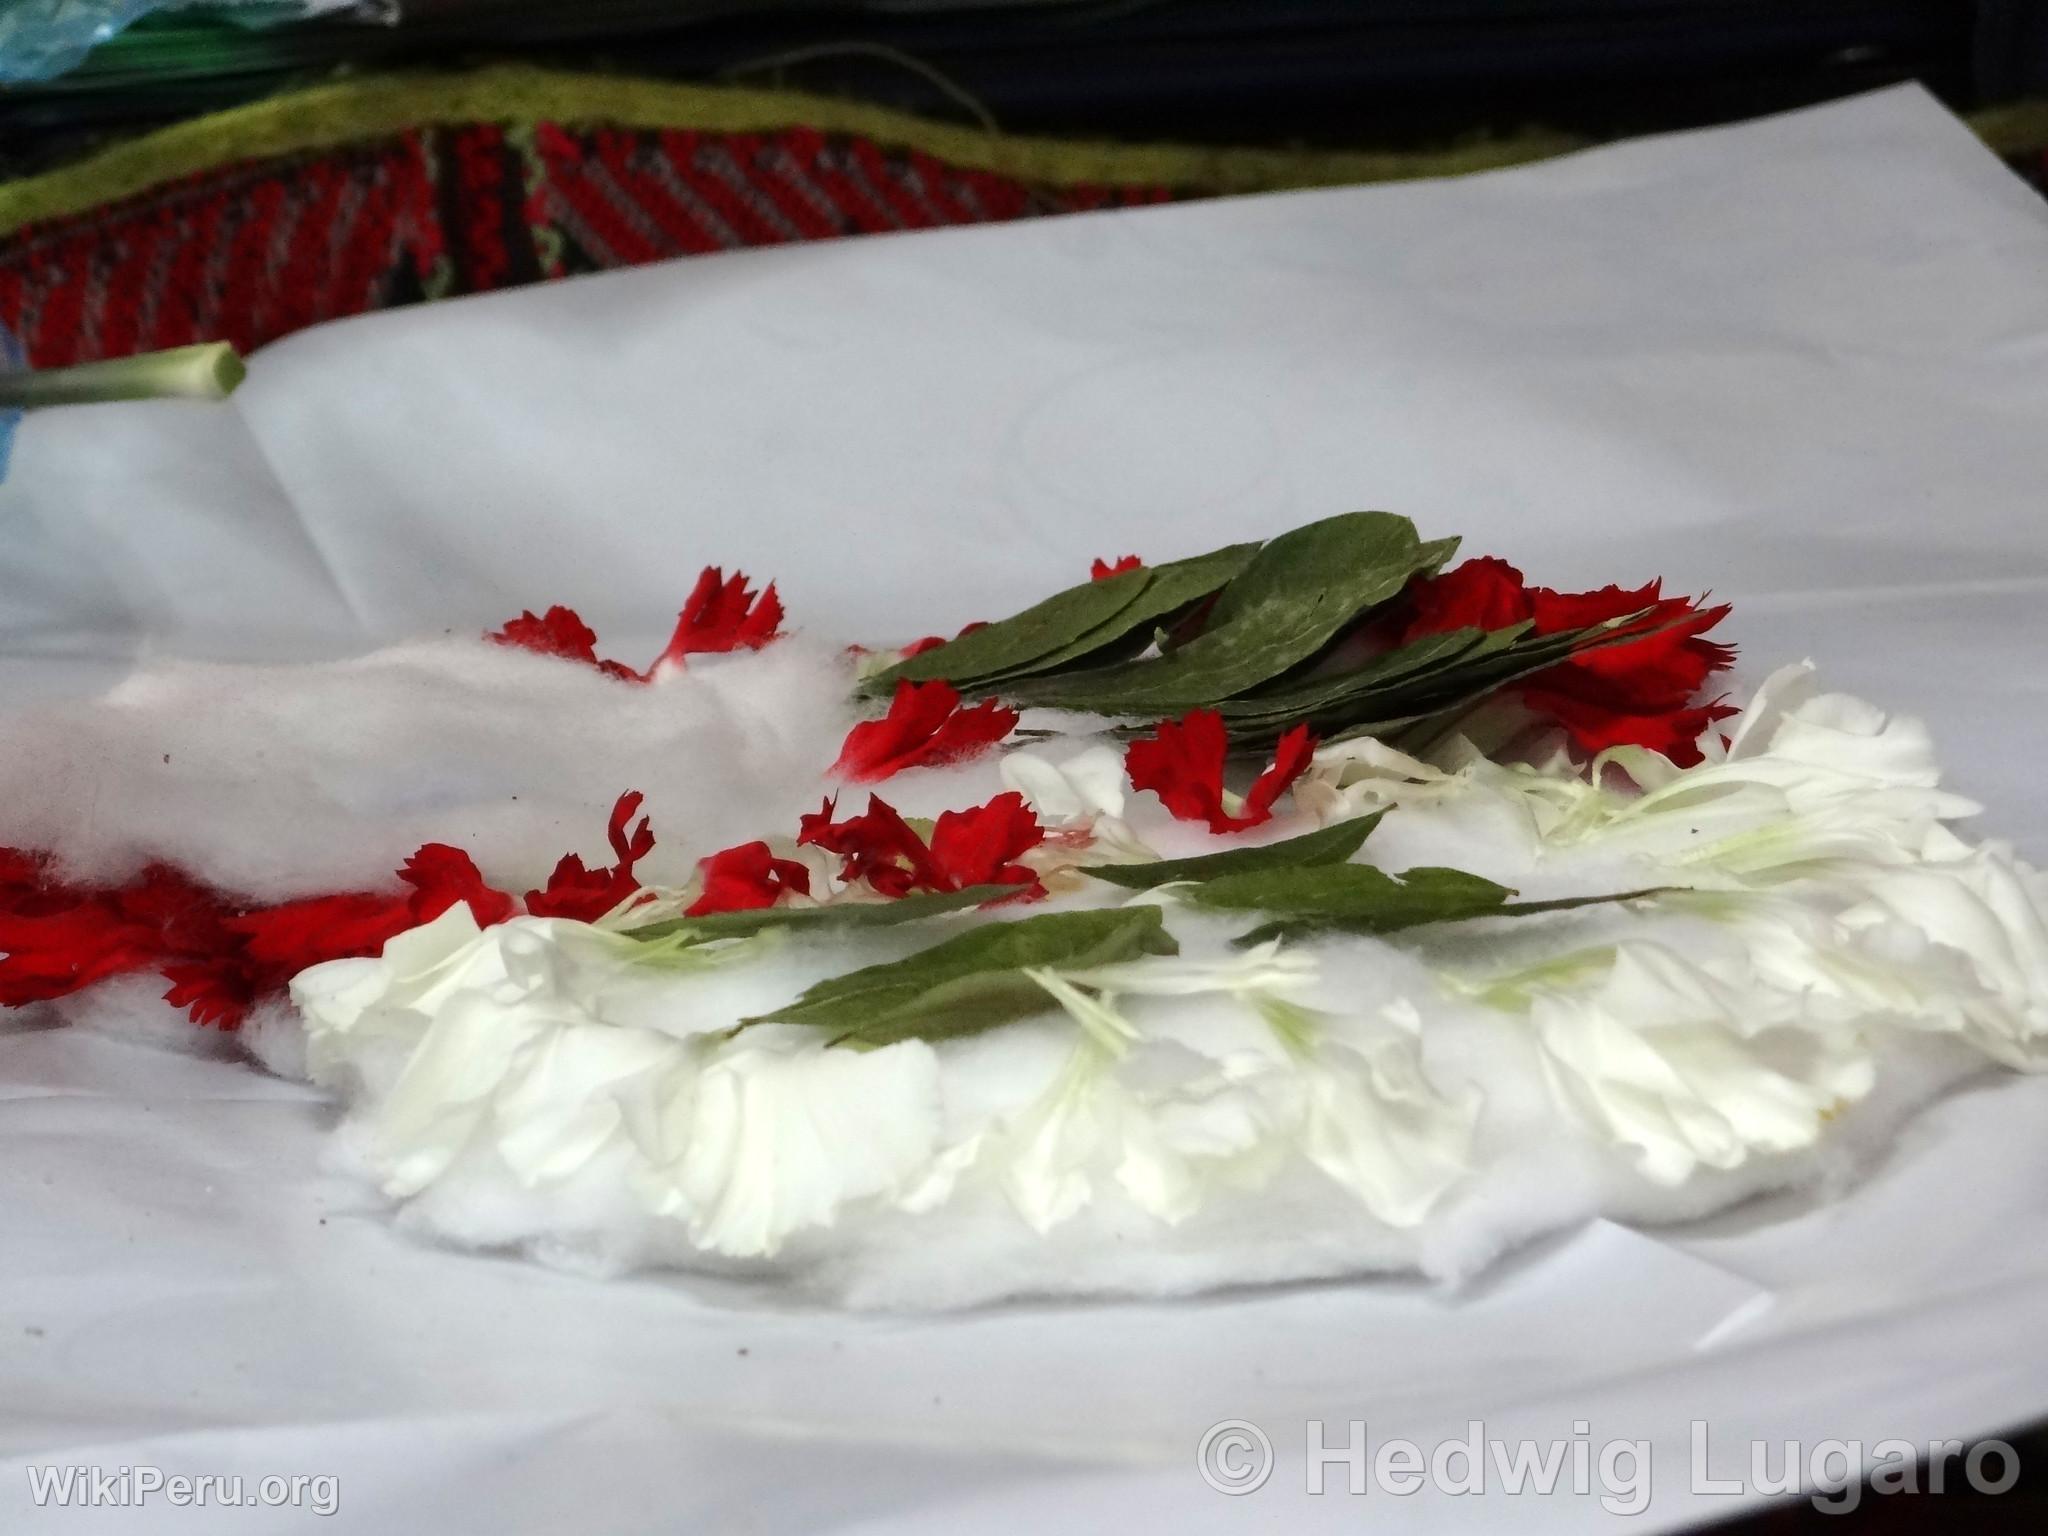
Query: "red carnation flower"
829 680 1019 783
1527 580 1736 688
1126 711 1317 834
1519 694 1732 765
179 847 517 1030
526 791 657 922
1091 555 1143 581
162 851 521 1032
1521 580 1736 768
1386 560 1735 767
687 841 813 917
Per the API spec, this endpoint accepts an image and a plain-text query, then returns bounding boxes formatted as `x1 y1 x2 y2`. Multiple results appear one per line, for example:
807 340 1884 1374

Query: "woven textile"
3 69 2044 369
0 121 1170 368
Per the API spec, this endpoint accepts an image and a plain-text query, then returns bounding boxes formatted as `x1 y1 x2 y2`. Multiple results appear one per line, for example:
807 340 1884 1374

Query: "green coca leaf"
1083 812 1385 890
742 905 1179 1047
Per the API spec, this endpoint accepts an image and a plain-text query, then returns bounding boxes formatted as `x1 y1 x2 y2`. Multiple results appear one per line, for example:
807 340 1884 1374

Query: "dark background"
5 0 2048 167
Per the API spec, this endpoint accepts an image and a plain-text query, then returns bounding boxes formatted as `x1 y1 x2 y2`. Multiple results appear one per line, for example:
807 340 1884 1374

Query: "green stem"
0 343 246 410
1493 886 1673 918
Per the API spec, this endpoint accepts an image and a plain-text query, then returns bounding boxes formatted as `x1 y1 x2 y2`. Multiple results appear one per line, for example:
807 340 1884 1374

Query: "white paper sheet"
3 85 2047 1532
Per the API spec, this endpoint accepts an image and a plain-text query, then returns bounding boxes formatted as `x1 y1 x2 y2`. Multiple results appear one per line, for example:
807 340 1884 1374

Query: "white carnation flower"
1283 1013 1480 1226
1836 842 2048 1069
296 913 947 1257
1449 664 1980 887
623 1028 944 1257
1530 943 1875 1184
297 913 690 1197
917 956 1475 1231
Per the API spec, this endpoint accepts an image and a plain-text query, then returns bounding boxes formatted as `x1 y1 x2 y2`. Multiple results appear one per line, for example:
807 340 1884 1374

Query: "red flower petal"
927 792 1044 893
899 619 991 660
1396 558 1534 642
1526 579 1659 636
0 857 241 1012
1126 710 1317 834
1517 690 1737 769
607 790 656 868
525 857 611 920
1521 580 1737 761
1241 723 1318 824
829 680 1019 783
488 605 601 664
798 792 1041 898
798 794 940 896
646 567 784 677
156 839 526 1029
798 795 843 850
223 892 417 998
160 960 254 1030
1126 709 1231 828
1 802 658 1030
686 841 813 917
1091 555 1143 581
492 569 787 684
111 863 235 953
398 844 518 927
0 899 162 1006
0 847 51 903
525 791 658 922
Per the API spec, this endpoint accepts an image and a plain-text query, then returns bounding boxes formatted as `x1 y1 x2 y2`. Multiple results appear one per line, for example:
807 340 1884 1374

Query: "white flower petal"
1294 1033 1479 1226
1001 744 1127 824
997 1042 1115 1232
660 1033 942 1257
643 1036 937 1261
1054 941 1317 1001
1300 735 1469 821
1532 944 1875 1184
1839 844 2048 1068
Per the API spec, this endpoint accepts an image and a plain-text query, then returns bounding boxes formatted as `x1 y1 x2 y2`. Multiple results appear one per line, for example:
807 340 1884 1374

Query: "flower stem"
0 343 246 409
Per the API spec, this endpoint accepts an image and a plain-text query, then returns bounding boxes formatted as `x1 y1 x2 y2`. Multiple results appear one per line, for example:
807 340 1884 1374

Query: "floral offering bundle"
2 511 2039 1308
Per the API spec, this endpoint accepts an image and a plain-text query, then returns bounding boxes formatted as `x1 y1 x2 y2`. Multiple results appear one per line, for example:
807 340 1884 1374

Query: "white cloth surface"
3 84 2048 1532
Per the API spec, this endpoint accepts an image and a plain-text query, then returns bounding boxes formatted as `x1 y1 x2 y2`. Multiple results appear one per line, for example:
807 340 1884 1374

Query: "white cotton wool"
240 997 310 1082
0 635 858 899
51 975 242 1061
